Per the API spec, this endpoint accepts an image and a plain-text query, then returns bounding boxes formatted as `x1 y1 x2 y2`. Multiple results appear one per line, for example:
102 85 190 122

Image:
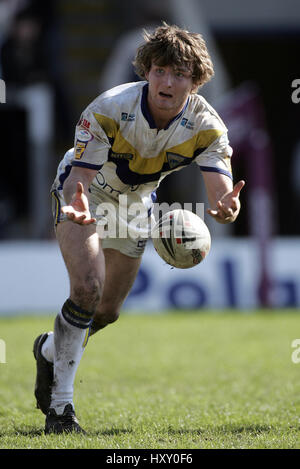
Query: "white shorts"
51 186 152 258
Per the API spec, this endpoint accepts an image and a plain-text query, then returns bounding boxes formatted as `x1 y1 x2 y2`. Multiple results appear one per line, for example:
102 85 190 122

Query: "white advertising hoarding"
0 238 299 315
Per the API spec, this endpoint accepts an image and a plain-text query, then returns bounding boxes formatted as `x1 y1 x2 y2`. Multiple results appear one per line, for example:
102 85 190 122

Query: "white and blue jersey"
52 81 232 212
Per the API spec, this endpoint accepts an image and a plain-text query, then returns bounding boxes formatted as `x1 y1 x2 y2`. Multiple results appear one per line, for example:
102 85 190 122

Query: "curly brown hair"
133 22 214 90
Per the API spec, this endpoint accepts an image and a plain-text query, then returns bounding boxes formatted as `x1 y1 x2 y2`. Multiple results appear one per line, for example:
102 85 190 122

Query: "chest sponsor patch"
166 152 187 169
110 151 133 160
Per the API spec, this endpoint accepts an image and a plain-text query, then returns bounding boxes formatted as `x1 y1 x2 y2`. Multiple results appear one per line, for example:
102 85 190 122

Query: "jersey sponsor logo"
110 151 133 160
94 170 140 196
181 118 194 130
166 152 187 169
82 118 90 129
76 129 93 142
95 171 123 196
77 117 91 129
77 117 91 130
75 141 87 159
121 112 135 122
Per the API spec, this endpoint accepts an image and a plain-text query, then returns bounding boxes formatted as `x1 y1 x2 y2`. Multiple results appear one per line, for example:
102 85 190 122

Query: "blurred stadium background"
0 0 300 314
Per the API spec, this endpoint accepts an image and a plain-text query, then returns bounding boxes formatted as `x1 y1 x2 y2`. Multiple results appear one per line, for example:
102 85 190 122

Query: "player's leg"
50 220 105 411
37 244 141 411
35 219 105 433
90 248 142 333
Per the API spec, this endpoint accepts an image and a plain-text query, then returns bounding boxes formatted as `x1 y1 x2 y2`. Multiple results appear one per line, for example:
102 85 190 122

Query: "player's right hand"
61 182 96 225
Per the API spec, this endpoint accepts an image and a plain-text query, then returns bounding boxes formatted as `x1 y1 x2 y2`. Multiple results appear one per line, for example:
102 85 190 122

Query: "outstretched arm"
61 166 98 225
202 172 245 224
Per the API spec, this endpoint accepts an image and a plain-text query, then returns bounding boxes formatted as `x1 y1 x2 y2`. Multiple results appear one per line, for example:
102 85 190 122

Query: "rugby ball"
151 209 211 269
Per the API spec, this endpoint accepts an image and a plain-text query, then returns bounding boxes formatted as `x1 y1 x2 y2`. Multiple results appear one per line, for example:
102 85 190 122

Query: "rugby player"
33 23 245 434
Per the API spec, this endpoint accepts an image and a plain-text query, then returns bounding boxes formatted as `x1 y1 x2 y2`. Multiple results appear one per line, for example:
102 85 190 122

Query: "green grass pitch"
0 311 300 449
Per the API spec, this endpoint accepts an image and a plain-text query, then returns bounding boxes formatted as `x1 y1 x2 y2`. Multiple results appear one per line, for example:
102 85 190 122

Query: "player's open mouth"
159 92 173 98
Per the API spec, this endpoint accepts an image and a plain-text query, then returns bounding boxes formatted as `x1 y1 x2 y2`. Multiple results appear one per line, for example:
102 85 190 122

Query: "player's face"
145 62 197 121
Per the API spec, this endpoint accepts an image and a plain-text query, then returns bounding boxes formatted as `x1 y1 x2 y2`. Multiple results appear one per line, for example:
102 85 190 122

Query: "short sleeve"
195 132 233 179
71 107 111 170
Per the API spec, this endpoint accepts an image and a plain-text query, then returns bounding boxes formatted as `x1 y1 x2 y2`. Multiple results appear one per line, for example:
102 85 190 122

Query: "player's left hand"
207 180 245 224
